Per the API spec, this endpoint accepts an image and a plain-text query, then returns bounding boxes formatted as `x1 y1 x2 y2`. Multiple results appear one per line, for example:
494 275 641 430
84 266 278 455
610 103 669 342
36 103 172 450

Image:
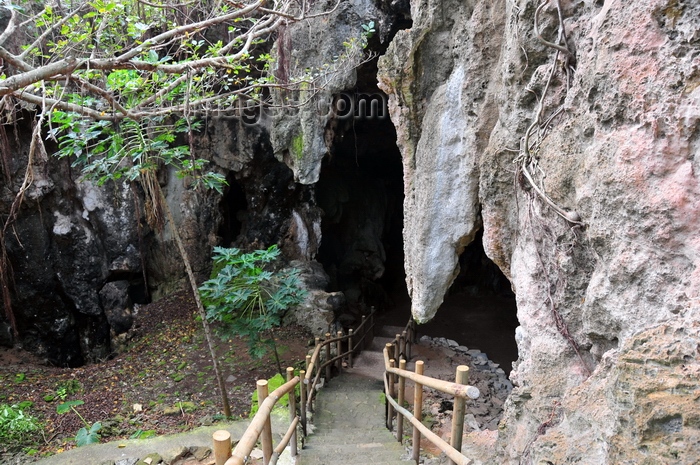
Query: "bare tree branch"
0 57 77 96
0 6 17 47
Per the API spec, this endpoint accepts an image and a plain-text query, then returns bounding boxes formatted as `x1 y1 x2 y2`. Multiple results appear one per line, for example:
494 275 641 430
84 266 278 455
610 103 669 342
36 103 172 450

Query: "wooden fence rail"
218 370 300 465
382 335 480 465
213 309 479 465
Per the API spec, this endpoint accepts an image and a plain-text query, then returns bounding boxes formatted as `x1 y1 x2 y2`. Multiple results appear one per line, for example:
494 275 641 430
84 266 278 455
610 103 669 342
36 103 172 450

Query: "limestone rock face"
526 321 700 464
1 124 141 365
379 0 700 463
378 0 501 322
268 0 391 185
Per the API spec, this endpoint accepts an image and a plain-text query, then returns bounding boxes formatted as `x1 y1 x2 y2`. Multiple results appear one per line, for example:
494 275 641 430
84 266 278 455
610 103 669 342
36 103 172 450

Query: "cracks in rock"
519 400 562 465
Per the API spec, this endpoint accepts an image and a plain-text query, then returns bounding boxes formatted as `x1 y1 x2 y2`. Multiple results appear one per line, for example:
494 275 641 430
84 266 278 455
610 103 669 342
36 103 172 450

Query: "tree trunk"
157 184 232 418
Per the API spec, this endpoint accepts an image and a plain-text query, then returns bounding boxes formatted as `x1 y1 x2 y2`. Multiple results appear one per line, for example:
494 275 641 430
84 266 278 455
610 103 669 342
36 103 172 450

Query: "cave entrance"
316 78 405 317
380 228 519 373
218 172 248 247
314 44 518 375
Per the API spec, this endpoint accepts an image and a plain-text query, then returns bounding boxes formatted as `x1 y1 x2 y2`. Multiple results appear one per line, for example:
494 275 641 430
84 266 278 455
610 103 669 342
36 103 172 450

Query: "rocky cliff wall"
0 110 330 365
2 1 699 461
378 0 700 463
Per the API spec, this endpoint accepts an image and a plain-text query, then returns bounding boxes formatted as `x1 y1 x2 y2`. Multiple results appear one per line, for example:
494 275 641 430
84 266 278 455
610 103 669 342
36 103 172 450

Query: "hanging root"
527 202 592 378
514 0 582 227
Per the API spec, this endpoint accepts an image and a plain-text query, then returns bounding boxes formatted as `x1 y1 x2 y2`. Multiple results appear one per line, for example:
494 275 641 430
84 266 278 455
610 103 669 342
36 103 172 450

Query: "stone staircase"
296 325 413 465
297 373 412 465
349 324 409 381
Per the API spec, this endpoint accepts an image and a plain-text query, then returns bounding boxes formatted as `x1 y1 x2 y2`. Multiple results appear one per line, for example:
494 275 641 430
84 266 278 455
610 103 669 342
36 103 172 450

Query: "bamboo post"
336 330 343 373
213 430 231 465
388 358 396 430
397 359 406 443
310 337 319 397
299 369 307 436
305 354 311 372
448 365 469 465
360 315 367 350
400 331 407 361
286 367 298 457
412 360 424 464
256 380 273 465
394 335 401 369
325 333 332 381
348 329 354 367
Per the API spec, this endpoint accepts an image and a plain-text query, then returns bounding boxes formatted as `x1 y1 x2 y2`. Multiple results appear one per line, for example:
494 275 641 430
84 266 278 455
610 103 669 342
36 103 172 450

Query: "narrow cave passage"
316 89 404 316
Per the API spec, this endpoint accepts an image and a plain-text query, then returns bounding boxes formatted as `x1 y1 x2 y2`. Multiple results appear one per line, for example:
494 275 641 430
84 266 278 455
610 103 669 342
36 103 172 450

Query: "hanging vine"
514 0 582 226
515 0 591 377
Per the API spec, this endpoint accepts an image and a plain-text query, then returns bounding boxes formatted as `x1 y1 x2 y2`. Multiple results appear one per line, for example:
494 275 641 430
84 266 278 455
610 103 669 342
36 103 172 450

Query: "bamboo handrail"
217 307 379 464
273 416 300 455
269 416 300 465
225 376 300 465
383 375 473 465
382 330 479 465
383 347 480 399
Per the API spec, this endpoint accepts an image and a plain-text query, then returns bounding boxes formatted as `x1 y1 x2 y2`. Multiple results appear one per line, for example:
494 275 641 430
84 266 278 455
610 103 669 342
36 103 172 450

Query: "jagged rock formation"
377 0 700 463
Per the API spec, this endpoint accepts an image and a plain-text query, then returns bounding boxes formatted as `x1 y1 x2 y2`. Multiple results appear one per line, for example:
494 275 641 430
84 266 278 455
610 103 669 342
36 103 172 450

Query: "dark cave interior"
217 172 248 247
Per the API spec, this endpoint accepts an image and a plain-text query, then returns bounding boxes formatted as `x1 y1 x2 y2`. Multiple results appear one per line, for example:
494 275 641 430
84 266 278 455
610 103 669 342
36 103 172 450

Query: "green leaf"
75 422 101 446
56 400 84 415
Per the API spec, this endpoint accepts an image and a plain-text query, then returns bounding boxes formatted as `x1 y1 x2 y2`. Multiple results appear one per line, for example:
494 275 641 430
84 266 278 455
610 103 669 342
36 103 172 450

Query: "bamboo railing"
382 335 480 465
214 367 300 465
213 307 377 465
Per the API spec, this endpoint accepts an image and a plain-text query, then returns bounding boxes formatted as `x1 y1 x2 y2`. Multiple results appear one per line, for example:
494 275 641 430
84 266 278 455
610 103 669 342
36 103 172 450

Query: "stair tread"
298 334 413 465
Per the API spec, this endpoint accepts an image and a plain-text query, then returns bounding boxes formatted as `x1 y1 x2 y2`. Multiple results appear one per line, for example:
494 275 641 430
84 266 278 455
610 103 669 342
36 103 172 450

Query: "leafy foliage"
199 245 306 360
56 400 102 447
75 421 102 447
0 403 41 447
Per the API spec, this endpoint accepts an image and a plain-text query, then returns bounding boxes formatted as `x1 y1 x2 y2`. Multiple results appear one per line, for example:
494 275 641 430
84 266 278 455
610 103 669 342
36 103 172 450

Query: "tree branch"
13 90 122 121
0 7 17 47
0 57 77 96
112 0 265 63
0 46 33 72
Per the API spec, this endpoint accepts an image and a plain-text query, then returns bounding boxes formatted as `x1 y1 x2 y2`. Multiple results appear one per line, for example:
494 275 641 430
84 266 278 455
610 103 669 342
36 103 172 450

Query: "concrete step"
298 372 410 465
298 442 409 465
370 336 396 352
307 427 393 443
297 458 413 465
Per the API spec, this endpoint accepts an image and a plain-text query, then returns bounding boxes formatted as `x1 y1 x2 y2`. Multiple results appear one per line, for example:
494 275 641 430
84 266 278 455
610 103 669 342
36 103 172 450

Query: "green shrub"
249 372 300 418
199 245 306 367
0 403 41 447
